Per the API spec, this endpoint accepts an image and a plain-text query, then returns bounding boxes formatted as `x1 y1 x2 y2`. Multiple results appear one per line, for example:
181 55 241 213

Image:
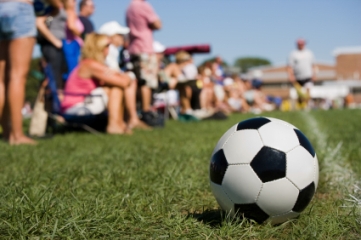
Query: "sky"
35 0 361 66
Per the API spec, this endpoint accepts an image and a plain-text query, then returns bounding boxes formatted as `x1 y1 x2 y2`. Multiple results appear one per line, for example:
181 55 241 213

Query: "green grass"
0 110 360 239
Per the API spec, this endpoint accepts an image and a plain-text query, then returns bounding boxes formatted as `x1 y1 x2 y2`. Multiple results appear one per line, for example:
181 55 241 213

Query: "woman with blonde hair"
61 33 131 134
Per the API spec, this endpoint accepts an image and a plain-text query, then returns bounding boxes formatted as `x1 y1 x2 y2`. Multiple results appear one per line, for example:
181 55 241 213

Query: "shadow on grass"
187 209 224 228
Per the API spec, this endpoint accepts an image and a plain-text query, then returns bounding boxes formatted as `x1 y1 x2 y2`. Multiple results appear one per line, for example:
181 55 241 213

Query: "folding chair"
44 64 108 134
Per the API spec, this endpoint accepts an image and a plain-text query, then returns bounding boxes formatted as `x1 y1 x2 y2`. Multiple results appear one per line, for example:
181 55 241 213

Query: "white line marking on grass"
300 111 360 223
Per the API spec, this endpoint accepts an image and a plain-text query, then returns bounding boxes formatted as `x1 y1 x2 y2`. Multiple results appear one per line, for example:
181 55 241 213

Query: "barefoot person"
99 21 150 130
0 0 37 145
61 33 131 134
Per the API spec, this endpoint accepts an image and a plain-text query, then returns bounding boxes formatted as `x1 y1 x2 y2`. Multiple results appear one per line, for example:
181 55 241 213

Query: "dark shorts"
130 54 158 89
296 78 312 87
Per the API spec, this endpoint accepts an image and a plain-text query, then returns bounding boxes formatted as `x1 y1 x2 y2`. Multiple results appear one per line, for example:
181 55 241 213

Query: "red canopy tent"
164 44 211 55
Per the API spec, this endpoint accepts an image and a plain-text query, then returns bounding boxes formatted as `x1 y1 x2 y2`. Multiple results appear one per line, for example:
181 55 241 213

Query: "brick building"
333 46 361 80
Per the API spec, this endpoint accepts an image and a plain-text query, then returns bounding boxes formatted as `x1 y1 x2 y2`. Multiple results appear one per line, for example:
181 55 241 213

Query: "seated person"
244 79 274 113
61 33 132 134
99 21 149 130
223 76 249 113
164 51 198 115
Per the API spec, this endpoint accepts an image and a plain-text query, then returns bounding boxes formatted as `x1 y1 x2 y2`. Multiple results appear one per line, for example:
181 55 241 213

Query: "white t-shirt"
178 63 198 82
105 44 121 71
288 48 315 80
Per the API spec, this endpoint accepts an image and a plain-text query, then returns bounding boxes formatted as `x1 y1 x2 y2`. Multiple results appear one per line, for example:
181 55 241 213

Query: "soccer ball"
209 117 319 224
33 0 53 16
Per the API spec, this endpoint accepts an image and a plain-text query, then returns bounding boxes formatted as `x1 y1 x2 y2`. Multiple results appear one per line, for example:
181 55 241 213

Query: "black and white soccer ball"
209 117 319 224
34 0 53 16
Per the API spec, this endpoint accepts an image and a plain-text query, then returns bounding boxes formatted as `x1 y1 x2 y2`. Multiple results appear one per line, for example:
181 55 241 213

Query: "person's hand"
54 39 63 49
311 75 316 82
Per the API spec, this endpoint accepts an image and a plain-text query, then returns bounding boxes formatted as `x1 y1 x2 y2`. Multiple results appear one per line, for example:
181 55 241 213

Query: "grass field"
0 109 360 239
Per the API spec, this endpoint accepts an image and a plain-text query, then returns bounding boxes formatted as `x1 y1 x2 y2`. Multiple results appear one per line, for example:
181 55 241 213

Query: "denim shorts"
0 2 36 40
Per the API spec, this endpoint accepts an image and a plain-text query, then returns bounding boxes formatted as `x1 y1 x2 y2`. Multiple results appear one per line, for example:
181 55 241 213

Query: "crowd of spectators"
0 0 306 145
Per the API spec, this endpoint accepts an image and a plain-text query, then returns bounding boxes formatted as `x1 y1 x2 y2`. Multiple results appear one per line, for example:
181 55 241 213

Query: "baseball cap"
153 41 166 53
99 21 130 36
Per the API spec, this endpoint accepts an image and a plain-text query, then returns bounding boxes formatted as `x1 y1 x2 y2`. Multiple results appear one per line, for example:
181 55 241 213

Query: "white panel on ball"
258 122 299 153
212 124 237 156
210 181 234 214
269 211 300 225
314 154 319 189
286 146 315 190
223 130 264 164
222 165 263 204
257 178 299 216
266 117 299 129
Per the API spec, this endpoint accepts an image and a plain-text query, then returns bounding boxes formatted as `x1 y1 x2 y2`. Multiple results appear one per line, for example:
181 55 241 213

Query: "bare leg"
7 37 36 145
0 41 9 140
179 85 192 113
125 80 150 129
141 85 152 112
106 86 129 135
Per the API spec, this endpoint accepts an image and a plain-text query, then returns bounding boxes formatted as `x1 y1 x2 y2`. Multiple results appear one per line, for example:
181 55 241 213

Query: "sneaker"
140 111 165 127
193 109 214 120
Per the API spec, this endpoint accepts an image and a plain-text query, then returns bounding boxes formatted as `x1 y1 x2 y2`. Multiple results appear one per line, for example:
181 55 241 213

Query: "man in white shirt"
287 38 317 88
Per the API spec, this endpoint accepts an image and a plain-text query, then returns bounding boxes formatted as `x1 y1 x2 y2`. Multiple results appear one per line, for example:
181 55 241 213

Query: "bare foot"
9 135 37 146
128 119 152 130
107 124 132 135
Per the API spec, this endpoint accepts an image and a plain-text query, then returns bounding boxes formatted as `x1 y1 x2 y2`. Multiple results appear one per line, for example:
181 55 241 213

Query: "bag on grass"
29 84 48 137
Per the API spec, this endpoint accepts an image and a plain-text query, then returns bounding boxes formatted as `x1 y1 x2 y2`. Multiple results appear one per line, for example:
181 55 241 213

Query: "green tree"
234 57 271 73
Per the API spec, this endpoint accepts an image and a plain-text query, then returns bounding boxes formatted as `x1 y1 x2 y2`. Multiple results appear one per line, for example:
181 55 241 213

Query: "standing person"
0 0 37 145
78 0 94 39
63 0 84 46
36 0 67 89
287 38 317 88
126 0 162 126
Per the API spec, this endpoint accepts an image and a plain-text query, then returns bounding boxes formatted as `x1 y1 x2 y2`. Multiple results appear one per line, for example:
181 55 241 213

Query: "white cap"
153 41 166 53
98 21 130 36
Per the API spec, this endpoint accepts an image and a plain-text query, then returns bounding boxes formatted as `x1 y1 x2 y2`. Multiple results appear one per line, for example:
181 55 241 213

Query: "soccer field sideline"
300 111 361 223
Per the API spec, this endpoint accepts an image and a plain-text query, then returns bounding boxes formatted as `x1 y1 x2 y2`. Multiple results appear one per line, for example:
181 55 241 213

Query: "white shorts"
228 98 242 111
214 84 225 101
64 88 108 116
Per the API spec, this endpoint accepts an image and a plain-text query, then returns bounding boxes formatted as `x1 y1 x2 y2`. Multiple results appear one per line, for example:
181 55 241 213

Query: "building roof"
333 46 361 56
246 62 336 83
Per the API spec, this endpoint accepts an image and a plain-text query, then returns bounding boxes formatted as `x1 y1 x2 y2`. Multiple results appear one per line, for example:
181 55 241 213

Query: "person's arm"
149 19 162 30
312 64 317 81
66 10 82 37
311 52 317 81
287 54 296 83
90 62 131 88
144 3 162 30
287 66 296 83
36 16 63 48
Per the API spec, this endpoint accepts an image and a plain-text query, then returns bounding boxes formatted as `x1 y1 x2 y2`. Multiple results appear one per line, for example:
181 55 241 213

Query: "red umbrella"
164 44 211 55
